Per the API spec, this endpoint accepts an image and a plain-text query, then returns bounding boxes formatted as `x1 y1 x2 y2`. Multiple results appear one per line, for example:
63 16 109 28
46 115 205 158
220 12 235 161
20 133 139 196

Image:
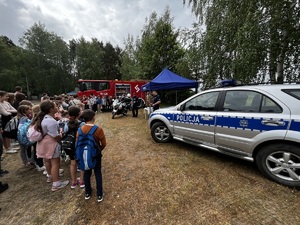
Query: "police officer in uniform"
151 91 161 111
132 93 139 117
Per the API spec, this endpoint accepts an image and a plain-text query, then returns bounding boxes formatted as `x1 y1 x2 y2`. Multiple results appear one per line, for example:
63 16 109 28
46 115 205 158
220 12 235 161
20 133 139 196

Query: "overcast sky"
0 0 196 48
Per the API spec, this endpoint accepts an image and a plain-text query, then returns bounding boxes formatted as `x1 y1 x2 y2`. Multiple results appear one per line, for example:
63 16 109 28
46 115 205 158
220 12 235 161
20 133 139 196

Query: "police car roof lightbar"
216 79 241 88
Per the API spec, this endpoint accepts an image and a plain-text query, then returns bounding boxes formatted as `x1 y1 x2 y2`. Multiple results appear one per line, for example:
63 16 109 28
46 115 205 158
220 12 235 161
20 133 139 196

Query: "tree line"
0 1 299 98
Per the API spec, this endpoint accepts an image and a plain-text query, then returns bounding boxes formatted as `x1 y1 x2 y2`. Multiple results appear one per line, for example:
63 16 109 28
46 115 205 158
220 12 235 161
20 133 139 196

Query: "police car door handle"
262 120 285 126
201 116 214 121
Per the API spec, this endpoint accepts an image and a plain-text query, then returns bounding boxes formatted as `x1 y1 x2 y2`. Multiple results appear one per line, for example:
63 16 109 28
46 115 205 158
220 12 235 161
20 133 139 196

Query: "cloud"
0 0 25 43
0 0 196 47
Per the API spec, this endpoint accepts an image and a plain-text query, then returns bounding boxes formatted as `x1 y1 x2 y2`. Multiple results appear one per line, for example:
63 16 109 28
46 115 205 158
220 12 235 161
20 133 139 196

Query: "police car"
149 83 300 188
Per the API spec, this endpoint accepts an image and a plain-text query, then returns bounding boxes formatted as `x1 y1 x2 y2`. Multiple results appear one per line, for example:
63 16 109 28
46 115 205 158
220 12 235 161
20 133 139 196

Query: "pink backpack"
27 125 44 143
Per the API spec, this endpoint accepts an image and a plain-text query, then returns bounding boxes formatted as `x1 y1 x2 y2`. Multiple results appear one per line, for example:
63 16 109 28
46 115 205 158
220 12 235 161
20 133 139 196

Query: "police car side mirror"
179 104 185 111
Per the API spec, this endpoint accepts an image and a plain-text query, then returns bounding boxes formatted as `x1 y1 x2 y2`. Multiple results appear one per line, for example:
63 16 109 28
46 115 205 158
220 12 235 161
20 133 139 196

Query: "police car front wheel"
151 122 172 143
256 144 300 188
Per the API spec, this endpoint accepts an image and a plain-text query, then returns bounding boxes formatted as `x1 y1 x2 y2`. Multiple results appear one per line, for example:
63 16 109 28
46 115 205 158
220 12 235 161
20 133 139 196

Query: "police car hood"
152 106 176 114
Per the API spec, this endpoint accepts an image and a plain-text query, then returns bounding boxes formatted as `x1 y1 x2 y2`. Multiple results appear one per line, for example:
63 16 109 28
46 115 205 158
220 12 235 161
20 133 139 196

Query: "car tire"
256 143 300 187
151 122 172 143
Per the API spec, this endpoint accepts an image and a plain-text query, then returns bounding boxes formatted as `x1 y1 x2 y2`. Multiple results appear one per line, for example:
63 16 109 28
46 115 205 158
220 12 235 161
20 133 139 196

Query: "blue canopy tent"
142 68 198 91
142 68 198 104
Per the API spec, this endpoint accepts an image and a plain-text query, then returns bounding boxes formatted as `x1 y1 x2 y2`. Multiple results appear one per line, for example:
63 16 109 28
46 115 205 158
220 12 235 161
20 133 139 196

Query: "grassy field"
1 109 300 225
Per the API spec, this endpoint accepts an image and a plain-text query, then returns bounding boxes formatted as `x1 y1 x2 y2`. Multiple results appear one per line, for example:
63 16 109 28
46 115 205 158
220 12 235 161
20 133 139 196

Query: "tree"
102 43 122 80
69 39 78 84
73 38 122 81
74 37 105 80
183 0 300 86
19 22 71 95
0 36 25 92
177 23 205 82
2 22 124 95
120 35 140 80
136 8 185 80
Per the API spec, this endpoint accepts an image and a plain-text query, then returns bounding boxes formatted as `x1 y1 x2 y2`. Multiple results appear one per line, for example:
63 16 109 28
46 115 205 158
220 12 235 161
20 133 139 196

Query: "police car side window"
223 90 282 113
223 91 249 112
185 92 219 111
261 96 282 113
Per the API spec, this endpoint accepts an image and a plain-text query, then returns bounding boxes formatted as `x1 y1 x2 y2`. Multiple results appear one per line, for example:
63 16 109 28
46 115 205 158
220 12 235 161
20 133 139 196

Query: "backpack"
61 121 82 155
17 118 33 146
27 125 44 143
75 126 100 170
4 116 19 140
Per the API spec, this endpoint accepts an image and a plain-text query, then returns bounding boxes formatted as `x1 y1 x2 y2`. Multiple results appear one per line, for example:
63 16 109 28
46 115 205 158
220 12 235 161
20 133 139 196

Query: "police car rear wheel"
151 122 172 143
256 144 300 187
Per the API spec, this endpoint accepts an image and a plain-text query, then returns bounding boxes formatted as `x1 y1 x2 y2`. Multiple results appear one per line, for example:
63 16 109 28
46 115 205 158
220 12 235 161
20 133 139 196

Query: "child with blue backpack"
17 105 34 166
76 109 106 202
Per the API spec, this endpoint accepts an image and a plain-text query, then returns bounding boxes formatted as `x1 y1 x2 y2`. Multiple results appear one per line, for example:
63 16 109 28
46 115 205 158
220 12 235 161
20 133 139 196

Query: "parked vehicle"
149 84 300 188
112 96 132 119
77 79 146 108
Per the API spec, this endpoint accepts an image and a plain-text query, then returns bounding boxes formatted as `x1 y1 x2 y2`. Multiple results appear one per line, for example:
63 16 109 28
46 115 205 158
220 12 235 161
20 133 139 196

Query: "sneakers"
84 193 104 202
36 165 46 172
5 148 17 154
85 193 91 200
51 180 69 192
76 178 85 188
26 162 36 167
70 181 78 189
97 195 103 203
71 178 84 189
46 176 53 183
11 142 19 147
79 181 85 188
43 168 63 175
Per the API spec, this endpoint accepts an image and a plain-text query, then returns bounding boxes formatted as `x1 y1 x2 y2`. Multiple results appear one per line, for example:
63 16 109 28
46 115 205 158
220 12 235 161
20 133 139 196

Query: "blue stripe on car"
152 113 293 132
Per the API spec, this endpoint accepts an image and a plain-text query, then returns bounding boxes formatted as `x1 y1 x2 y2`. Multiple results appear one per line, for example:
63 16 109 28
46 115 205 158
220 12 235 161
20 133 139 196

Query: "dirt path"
1 110 300 225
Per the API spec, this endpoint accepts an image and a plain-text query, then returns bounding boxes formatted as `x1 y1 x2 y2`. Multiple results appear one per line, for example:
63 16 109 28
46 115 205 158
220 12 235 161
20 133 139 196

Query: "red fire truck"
77 79 148 104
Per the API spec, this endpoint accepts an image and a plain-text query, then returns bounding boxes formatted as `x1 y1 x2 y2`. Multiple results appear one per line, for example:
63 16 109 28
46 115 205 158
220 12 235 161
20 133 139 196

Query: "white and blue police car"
149 83 300 188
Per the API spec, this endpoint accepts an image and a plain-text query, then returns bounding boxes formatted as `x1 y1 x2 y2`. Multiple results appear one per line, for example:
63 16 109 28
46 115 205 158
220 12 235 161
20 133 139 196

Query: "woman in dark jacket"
13 92 26 110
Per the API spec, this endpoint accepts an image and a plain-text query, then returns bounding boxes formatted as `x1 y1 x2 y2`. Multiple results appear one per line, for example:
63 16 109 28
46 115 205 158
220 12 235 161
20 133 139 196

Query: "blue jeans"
84 157 103 196
20 144 31 165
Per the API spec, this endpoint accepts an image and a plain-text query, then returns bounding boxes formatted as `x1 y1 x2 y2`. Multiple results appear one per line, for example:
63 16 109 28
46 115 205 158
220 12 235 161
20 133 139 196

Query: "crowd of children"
0 87 106 203
46 93 114 113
